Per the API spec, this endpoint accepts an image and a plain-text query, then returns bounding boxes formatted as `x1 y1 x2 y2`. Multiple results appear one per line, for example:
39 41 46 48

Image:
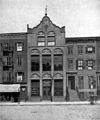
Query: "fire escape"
2 43 14 84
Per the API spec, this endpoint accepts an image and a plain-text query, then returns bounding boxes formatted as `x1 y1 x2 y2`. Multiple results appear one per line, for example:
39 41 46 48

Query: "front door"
68 76 75 90
43 80 51 100
43 86 51 100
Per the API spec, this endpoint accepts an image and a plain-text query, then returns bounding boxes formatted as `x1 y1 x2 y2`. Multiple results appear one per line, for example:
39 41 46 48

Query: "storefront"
0 84 20 102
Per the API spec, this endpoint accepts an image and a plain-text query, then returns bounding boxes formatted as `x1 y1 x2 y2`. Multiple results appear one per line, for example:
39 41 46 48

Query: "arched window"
37 31 45 46
47 31 55 46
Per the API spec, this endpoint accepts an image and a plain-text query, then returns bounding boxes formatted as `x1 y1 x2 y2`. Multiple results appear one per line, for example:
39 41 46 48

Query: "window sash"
31 55 40 71
42 55 51 71
48 42 55 46
38 42 45 46
68 46 73 55
17 72 23 82
17 43 23 51
54 55 63 71
87 60 94 69
78 46 83 54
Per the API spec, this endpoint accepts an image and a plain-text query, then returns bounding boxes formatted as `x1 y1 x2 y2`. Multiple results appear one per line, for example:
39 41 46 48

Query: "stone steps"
69 89 80 101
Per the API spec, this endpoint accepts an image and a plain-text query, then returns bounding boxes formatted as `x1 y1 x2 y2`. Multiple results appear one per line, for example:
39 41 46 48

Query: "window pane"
77 60 84 70
17 43 23 51
48 42 55 46
54 79 63 96
78 45 83 54
87 60 94 70
68 46 73 55
54 55 63 71
38 37 45 41
17 72 23 82
38 42 45 46
48 36 55 41
42 55 51 71
31 55 40 71
31 80 40 96
86 46 95 53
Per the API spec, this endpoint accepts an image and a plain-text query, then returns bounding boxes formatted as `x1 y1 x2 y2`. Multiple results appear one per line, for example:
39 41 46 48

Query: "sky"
0 0 100 37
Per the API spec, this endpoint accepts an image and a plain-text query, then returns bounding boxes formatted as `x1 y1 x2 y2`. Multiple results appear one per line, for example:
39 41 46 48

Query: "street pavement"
0 101 100 120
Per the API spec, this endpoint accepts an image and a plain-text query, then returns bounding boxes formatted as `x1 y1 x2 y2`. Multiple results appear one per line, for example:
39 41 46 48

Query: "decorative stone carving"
54 73 63 79
31 49 40 54
31 73 40 79
54 48 63 54
42 73 51 79
42 48 51 54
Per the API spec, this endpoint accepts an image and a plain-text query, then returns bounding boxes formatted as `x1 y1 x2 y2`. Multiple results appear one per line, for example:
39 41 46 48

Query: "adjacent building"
0 33 27 102
0 13 100 102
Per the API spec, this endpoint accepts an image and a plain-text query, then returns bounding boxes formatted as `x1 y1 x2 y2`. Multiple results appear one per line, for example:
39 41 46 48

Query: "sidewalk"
0 101 100 106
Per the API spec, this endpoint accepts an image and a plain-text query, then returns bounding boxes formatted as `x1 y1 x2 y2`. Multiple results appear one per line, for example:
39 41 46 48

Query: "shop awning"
0 84 20 92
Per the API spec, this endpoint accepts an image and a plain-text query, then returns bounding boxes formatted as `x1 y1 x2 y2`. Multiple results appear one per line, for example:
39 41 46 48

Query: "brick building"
0 33 27 102
0 13 100 102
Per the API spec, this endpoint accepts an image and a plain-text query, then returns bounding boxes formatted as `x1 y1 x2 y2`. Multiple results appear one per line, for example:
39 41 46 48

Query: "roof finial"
45 5 48 16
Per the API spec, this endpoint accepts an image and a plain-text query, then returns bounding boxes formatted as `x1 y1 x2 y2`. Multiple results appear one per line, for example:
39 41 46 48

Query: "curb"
0 101 100 106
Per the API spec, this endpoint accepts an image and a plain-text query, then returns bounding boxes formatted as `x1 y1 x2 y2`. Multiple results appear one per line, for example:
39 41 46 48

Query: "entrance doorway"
43 80 51 100
68 76 75 90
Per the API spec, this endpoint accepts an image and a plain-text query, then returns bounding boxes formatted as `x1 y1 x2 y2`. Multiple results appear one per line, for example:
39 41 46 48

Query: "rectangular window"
78 76 84 89
17 43 23 51
42 55 51 71
54 55 63 71
31 55 40 71
47 31 55 46
68 46 73 55
48 37 55 46
76 60 84 70
38 36 45 46
88 76 96 89
31 80 40 96
87 60 94 70
78 45 83 54
54 79 63 96
86 46 95 53
3 43 9 51
17 72 23 82
17 56 23 66
7 57 12 66
68 59 73 70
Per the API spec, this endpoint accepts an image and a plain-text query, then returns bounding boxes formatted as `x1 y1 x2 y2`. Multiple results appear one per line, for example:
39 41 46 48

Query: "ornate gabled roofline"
27 14 65 33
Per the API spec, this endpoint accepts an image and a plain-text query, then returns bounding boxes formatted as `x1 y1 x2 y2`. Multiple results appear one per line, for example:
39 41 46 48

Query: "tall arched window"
47 31 55 46
37 31 45 46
